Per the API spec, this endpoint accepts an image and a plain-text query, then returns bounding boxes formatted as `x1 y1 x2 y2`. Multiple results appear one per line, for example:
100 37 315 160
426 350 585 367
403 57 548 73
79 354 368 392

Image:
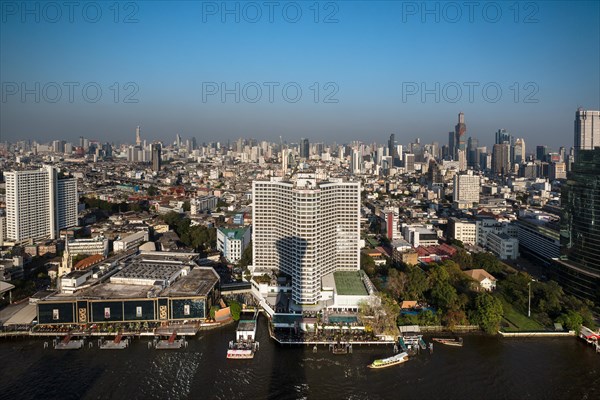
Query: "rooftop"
218 227 249 241
159 267 219 297
333 271 368 296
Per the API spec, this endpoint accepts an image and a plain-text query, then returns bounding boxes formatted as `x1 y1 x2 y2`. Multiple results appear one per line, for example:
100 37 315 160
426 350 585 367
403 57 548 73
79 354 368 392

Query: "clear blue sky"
1 1 599 150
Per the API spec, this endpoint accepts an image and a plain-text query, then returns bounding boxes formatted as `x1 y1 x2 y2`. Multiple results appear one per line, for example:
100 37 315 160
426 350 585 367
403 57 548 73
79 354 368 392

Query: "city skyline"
1 1 599 147
3 107 594 154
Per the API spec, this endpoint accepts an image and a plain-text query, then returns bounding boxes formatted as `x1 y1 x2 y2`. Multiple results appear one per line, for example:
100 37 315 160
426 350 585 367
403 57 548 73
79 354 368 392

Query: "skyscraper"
135 126 142 147
351 148 362 175
5 166 77 242
454 112 467 158
492 143 511 176
574 108 600 159
388 134 399 166
536 145 548 162
558 148 600 303
467 137 479 168
151 143 162 172
252 175 360 305
495 129 512 145
448 131 455 160
300 138 310 159
513 138 526 164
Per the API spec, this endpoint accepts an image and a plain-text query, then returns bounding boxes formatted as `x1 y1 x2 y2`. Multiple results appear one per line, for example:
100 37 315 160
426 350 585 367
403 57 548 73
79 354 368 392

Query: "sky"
1 1 599 150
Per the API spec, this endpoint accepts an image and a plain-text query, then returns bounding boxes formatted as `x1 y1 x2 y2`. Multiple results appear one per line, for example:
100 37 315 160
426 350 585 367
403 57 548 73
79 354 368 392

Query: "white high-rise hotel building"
5 166 77 243
252 174 360 305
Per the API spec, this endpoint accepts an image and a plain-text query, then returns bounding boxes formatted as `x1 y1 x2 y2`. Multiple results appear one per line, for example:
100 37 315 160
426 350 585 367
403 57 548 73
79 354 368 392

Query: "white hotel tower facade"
252 174 361 305
5 165 78 243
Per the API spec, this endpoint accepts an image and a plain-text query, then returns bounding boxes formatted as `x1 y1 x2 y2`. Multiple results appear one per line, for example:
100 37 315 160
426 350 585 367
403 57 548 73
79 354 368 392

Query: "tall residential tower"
252 174 360 305
5 166 78 243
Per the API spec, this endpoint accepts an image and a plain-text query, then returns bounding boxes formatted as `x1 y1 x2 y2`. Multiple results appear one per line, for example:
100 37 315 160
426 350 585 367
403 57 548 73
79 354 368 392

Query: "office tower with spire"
574 108 600 159
5 166 77 242
454 112 467 158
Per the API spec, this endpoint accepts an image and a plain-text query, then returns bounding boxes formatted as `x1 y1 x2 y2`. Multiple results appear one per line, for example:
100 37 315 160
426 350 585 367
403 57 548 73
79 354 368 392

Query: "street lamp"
527 279 537 317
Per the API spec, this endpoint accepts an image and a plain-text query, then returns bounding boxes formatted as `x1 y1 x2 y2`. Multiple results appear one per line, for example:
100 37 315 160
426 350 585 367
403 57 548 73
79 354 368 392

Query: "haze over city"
1 1 599 147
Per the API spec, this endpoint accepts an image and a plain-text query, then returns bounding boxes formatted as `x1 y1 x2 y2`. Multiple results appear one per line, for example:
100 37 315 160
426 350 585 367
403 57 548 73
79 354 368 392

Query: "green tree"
556 310 584 331
183 200 191 212
405 266 429 301
430 281 459 311
451 248 472 269
147 185 158 196
360 253 377 277
473 252 503 274
238 242 253 267
387 268 408 300
229 301 242 321
209 306 219 320
472 292 503 334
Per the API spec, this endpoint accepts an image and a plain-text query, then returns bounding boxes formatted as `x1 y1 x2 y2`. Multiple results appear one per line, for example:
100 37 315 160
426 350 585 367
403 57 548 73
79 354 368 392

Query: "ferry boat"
368 352 409 369
432 337 463 347
227 318 259 359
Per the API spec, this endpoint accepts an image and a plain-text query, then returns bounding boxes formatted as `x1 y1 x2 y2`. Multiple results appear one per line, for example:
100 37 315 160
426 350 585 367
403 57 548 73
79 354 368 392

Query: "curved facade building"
252 174 360 305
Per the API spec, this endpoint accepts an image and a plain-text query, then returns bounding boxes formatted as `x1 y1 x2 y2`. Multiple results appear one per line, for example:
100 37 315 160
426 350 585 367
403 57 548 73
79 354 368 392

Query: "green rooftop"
334 271 368 296
218 227 249 240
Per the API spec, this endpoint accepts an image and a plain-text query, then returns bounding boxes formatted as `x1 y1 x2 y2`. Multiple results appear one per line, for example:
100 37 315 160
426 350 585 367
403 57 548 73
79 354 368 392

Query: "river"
0 318 598 400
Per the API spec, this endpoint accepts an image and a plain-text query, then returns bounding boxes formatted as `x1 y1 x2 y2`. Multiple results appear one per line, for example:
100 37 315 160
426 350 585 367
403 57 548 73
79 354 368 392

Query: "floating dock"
99 333 129 350
155 331 187 350
54 334 84 350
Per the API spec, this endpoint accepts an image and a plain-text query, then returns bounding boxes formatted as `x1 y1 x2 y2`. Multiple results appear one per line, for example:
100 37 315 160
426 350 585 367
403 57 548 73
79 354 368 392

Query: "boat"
368 352 409 369
227 317 259 359
432 337 463 347
227 340 259 359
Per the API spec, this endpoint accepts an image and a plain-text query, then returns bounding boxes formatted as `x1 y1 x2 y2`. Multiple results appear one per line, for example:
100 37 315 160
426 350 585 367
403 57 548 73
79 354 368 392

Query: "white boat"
368 352 409 369
227 348 254 359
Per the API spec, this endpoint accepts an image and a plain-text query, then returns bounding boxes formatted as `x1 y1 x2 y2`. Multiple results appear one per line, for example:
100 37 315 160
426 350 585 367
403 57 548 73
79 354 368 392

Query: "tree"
471 292 503 334
405 266 429 301
556 310 584 331
183 200 191 212
360 253 377 277
387 268 408 300
147 185 158 196
430 281 459 312
209 306 219 320
473 252 503 275
451 248 472 269
238 242 252 268
358 293 400 336
229 301 242 321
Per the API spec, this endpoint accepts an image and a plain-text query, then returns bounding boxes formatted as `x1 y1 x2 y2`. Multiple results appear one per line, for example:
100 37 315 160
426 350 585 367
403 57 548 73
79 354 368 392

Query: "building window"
104 307 111 319
52 309 60 320
184 304 191 316
136 306 142 318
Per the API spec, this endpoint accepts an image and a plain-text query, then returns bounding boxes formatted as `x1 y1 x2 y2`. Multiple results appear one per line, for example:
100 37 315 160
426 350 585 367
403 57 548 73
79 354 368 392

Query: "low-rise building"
217 226 251 263
463 269 497 291
486 232 519 260
113 231 149 252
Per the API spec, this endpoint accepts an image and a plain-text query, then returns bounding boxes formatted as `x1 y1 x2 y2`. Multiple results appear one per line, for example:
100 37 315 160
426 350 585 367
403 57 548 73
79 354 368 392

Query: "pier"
54 334 84 350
